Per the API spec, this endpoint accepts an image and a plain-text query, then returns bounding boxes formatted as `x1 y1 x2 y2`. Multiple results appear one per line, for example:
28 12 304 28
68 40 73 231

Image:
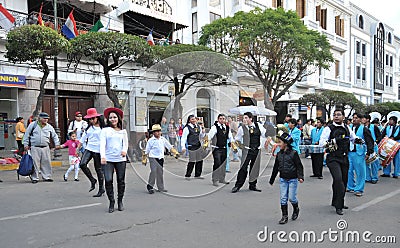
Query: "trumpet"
202 135 209 149
170 147 180 159
141 151 148 165
233 140 245 150
231 141 239 153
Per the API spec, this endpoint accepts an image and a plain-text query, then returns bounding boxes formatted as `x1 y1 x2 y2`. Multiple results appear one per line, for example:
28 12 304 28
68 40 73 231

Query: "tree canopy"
70 32 152 108
199 7 334 109
150 44 233 119
6 25 70 117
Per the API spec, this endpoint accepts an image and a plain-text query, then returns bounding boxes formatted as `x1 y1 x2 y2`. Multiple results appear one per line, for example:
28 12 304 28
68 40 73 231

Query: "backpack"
17 122 38 180
17 152 34 180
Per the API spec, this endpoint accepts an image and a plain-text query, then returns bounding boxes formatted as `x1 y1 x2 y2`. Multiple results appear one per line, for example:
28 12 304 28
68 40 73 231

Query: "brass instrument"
139 138 148 166
170 147 180 159
202 135 209 149
231 140 239 152
233 140 245 150
141 151 148 166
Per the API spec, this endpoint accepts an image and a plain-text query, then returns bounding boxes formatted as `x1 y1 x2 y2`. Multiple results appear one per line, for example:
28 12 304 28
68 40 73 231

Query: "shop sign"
0 74 26 88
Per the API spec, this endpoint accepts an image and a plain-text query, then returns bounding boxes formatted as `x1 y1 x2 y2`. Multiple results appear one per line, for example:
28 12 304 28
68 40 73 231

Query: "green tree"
298 93 329 118
70 32 152 108
151 44 232 120
5 25 70 117
199 8 334 110
320 90 345 119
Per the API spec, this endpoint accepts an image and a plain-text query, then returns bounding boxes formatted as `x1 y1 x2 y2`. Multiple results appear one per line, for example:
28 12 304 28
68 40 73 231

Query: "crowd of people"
2 108 399 222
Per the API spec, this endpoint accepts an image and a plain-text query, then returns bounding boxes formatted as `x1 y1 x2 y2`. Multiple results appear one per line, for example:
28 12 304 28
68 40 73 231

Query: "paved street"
0 151 399 248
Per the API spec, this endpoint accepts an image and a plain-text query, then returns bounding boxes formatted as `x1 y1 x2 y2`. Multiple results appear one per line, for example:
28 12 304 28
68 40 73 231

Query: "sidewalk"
0 148 69 171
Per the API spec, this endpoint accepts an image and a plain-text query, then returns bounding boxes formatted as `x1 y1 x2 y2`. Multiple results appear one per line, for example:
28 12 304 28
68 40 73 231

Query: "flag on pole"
90 19 104 32
0 4 15 30
147 30 155 46
38 3 44 26
61 10 78 39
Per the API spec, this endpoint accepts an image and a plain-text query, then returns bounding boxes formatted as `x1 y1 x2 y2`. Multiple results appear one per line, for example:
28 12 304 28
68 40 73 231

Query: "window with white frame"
362 43 366 56
356 66 361 79
356 41 360 54
362 68 366 81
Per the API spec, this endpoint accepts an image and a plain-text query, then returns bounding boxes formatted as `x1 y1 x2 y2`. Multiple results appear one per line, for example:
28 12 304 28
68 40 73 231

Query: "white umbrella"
228 106 277 116
69 0 113 14
387 111 400 120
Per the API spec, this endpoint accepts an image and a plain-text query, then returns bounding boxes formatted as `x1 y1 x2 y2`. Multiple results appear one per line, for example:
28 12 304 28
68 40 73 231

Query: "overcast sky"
351 0 400 35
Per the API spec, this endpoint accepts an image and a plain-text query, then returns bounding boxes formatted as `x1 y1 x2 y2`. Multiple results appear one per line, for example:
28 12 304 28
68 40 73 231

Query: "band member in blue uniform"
363 114 382 184
310 118 325 179
346 113 374 197
381 116 400 178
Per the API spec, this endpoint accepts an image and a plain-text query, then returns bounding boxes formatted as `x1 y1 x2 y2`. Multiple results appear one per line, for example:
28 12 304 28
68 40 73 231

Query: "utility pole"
53 0 61 158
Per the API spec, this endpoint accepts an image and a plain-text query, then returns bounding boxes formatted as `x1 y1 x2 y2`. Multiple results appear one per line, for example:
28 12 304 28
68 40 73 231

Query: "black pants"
185 146 203 177
327 155 349 210
103 161 126 201
79 150 104 190
16 140 24 156
311 153 324 177
235 149 260 188
212 148 227 182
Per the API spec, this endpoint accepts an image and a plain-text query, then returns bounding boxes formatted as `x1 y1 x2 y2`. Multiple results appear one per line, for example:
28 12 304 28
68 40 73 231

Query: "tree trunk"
32 58 49 117
104 67 122 109
172 94 183 122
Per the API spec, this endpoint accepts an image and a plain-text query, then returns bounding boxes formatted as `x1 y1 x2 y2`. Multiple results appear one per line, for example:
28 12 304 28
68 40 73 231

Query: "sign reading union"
0 74 26 88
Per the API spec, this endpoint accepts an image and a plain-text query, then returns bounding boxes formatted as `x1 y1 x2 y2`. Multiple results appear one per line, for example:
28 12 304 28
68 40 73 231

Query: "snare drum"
378 137 400 167
300 145 324 154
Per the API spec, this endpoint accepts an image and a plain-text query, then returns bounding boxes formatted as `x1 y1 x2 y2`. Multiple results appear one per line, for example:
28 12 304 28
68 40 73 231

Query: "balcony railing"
132 0 172 15
1 10 117 35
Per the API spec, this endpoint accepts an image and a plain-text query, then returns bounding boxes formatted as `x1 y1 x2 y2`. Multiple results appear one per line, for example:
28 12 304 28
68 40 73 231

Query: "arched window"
196 89 211 128
358 15 364 29
374 23 385 90
388 32 392 44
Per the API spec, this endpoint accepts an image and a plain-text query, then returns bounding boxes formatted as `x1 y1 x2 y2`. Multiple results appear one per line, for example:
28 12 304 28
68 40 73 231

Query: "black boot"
93 188 105 197
93 173 105 197
93 164 105 197
279 205 288 224
80 164 97 192
109 200 115 213
291 203 299 220
117 183 125 211
106 186 115 213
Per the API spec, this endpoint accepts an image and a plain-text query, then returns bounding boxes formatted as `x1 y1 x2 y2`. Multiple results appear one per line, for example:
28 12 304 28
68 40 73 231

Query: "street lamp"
53 0 61 158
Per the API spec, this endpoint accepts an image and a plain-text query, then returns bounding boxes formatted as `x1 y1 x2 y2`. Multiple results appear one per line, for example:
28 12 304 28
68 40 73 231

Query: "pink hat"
104 107 123 120
84 108 102 119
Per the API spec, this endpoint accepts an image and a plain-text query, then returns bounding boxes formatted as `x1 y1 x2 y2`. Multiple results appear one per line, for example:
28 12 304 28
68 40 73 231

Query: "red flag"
38 3 44 26
0 4 15 30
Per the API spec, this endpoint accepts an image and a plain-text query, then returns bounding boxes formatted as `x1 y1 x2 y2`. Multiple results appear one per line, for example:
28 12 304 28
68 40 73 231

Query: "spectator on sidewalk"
23 112 60 184
15 117 26 157
302 119 313 158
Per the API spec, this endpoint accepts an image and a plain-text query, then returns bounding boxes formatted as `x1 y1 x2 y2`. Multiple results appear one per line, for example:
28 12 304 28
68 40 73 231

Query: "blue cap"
39 112 50 118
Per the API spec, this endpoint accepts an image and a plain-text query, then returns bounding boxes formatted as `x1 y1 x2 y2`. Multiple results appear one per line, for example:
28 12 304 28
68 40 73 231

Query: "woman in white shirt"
78 108 105 197
100 108 128 213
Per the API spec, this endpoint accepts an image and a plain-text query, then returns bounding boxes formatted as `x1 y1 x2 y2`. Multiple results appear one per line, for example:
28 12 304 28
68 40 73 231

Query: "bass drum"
378 137 400 167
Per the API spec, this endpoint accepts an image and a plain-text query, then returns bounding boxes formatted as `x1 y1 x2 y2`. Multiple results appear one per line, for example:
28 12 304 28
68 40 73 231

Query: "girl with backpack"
77 108 105 197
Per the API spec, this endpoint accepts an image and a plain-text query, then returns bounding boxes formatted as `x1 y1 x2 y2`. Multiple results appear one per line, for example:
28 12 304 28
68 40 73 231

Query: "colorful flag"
147 30 155 46
90 19 104 32
61 10 78 39
38 3 44 26
0 4 15 30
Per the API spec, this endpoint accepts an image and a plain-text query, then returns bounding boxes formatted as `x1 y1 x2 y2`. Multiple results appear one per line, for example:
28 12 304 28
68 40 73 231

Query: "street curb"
0 161 63 171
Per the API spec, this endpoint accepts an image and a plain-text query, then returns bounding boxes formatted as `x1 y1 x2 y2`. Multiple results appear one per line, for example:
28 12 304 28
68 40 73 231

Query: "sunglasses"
76 115 83 117
89 117 96 120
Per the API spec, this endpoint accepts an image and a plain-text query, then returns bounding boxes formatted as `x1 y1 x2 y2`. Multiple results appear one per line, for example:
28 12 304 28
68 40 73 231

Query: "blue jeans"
279 178 299 205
